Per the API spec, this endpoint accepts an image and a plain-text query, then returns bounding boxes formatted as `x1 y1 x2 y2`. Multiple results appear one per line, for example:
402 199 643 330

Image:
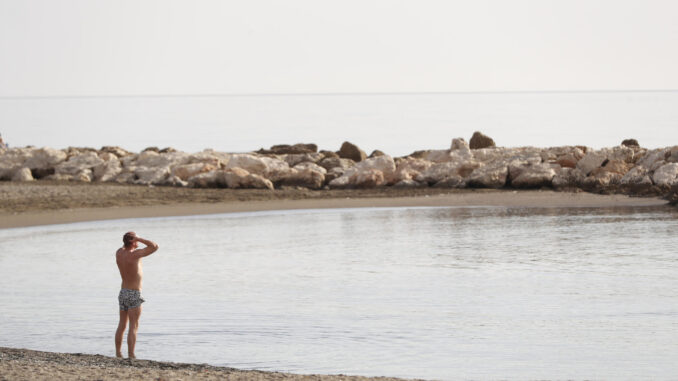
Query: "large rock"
509 163 557 188
100 146 132 158
23 147 67 170
392 157 433 183
258 143 318 155
582 168 622 190
281 163 326 189
621 139 640 148
469 131 496 149
283 153 324 167
552 168 586 190
329 155 395 188
433 175 466 188
353 169 385 188
576 151 607 176
134 166 170 185
338 141 367 162
225 154 290 182
55 152 105 176
416 161 481 184
466 163 508 188
665 147 678 163
171 163 217 181
188 170 220 188
601 160 632 175
12 167 34 182
620 166 652 185
318 157 355 171
219 168 274 190
93 158 122 182
652 163 678 186
135 151 188 168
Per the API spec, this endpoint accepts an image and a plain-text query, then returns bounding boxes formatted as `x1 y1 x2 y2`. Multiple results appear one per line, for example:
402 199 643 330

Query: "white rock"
188 170 220 188
354 169 386 187
282 167 325 189
283 153 324 167
652 163 678 186
635 148 668 169
55 152 105 176
23 147 67 169
75 169 93 182
552 168 586 189
135 151 189 168
93 159 122 182
293 162 327 174
433 175 466 188
134 166 170 185
172 163 217 181
450 138 471 153
466 163 508 188
620 166 652 185
392 157 432 183
510 163 557 188
220 168 274 189
11 167 34 182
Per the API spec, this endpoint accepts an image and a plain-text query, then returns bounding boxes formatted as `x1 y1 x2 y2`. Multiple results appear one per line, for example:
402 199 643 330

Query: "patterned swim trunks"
118 288 145 311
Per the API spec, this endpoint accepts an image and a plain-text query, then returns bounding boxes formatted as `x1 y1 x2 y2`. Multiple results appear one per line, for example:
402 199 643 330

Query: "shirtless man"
115 232 159 359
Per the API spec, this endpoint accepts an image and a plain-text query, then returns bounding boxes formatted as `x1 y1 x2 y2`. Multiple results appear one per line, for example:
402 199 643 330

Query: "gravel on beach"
0 347 418 381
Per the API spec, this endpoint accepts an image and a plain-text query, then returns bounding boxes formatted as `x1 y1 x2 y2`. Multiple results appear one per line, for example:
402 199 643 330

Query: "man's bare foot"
128 353 136 359
116 352 123 358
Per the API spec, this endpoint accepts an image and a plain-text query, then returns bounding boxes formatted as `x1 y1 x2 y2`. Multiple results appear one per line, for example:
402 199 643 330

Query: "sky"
1 0 677 97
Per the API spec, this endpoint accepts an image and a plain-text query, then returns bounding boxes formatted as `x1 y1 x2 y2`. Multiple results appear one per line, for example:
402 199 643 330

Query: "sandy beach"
0 347 418 381
0 181 667 229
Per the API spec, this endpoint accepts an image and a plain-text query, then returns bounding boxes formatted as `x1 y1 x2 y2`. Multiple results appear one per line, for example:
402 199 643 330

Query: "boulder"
576 151 607 176
142 146 160 153
621 139 640 148
338 141 367 162
318 157 355 171
392 157 433 183
159 147 177 154
433 175 466 188
601 160 632 175
466 163 508 188
319 150 339 159
171 163 217 181
163 175 189 187
652 163 678 186
283 153 324 167
620 166 652 185
75 169 93 182
582 168 622 190
134 166 170 185
258 143 318 155
100 146 132 158
353 169 385 188
135 151 188 168
219 168 274 190
225 154 290 182
635 148 668 169
55 152 105 176
509 163 557 188
369 150 386 158
552 168 586 190
187 151 225 167
469 131 496 149
450 138 471 153
416 161 481 184
281 164 326 189
665 147 678 163
11 167 34 182
23 147 67 170
188 170 220 188
93 159 122 182
555 154 579 168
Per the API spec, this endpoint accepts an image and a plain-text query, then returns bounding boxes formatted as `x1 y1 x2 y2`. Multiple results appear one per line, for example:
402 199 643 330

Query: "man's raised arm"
133 237 159 257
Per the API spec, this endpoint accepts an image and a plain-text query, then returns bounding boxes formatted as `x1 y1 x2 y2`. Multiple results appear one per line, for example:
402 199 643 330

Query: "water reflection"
0 205 677 380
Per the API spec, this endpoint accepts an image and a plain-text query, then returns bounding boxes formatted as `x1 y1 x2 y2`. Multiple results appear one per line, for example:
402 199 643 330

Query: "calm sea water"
1 205 677 380
1 91 678 156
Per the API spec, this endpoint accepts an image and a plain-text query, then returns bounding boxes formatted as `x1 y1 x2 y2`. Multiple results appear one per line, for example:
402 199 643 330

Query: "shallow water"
1 205 677 380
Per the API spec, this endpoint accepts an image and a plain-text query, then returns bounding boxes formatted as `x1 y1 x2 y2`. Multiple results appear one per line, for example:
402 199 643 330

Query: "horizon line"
1 88 677 100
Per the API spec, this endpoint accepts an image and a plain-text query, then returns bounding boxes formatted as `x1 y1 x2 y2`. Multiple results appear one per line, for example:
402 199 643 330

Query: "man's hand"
133 237 159 258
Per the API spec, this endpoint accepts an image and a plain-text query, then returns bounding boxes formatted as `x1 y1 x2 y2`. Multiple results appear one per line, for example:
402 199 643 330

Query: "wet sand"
0 181 666 229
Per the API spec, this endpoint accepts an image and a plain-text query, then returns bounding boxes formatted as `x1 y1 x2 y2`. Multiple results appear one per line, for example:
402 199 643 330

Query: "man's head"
123 232 137 249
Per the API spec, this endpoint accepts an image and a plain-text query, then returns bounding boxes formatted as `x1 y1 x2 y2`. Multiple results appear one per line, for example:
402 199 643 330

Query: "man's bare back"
115 232 158 359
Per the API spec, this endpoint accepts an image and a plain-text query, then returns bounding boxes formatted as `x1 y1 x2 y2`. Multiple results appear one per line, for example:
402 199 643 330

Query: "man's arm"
133 237 159 258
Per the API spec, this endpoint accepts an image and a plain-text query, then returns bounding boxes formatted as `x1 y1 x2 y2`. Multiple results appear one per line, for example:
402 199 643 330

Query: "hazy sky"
1 0 677 97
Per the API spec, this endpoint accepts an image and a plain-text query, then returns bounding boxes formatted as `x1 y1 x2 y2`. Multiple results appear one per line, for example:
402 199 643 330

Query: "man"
115 231 159 359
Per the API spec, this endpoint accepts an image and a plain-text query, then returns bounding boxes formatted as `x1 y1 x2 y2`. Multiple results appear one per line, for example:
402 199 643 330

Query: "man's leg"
127 306 142 359
115 310 128 358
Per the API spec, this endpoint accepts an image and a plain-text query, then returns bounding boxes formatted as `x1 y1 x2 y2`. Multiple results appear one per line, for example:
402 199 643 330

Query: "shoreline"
0 182 668 229
0 346 417 381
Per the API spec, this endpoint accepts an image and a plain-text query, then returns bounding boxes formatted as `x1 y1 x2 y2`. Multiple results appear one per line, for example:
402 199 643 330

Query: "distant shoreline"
0 182 666 229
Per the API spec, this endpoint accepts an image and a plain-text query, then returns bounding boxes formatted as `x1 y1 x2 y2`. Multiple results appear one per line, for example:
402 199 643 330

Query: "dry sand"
0 181 667 229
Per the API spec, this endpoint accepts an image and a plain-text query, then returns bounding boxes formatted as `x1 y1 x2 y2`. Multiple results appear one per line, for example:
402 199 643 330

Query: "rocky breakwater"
1 134 678 202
